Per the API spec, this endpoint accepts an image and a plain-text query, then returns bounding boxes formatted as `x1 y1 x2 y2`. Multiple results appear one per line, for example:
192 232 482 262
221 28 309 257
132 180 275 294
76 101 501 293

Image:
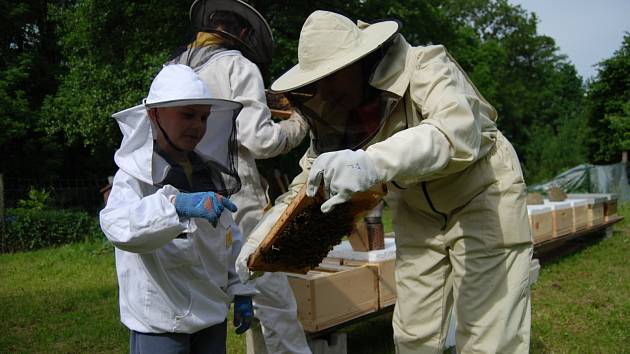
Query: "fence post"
0 173 5 252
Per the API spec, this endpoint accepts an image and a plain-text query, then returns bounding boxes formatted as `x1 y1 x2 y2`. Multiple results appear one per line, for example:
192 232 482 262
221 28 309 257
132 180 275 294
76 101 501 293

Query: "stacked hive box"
527 205 553 243
287 266 379 332
568 199 588 232
344 258 396 309
567 194 606 227
327 237 397 309
604 195 618 221
287 238 396 332
544 200 573 237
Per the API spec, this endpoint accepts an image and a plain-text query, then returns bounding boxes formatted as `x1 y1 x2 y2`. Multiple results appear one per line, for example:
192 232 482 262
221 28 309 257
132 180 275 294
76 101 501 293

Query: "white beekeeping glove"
307 149 385 213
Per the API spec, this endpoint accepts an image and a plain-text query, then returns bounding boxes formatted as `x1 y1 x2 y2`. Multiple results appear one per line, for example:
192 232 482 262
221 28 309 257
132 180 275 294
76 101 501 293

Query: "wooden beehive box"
344 258 396 309
567 194 606 227
326 238 397 309
544 200 573 237
568 199 588 232
287 265 379 332
604 194 618 221
248 183 385 274
374 259 396 309
527 205 553 243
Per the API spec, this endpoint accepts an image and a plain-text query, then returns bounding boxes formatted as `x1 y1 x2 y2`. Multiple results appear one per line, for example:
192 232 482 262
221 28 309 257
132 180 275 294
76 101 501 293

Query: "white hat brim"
271 21 399 93
144 98 243 112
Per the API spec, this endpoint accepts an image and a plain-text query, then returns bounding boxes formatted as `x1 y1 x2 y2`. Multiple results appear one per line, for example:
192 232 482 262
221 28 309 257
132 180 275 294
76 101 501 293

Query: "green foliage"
441 1 588 182
0 1 69 179
0 54 31 147
41 0 190 154
0 0 596 185
607 100 630 152
586 32 630 163
16 187 51 210
523 115 589 183
2 208 102 253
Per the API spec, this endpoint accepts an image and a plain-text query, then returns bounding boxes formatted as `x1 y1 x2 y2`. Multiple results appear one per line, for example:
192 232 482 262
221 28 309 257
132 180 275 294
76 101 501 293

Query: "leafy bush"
17 187 51 210
1 208 102 253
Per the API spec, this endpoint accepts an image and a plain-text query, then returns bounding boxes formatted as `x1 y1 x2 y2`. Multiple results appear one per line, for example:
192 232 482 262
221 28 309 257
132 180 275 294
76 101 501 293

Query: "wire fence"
3 176 109 214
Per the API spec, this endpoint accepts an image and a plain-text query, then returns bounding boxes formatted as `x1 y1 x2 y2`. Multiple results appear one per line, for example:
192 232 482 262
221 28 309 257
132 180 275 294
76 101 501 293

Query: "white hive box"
566 194 606 227
568 199 588 232
544 200 573 237
327 236 396 262
604 194 619 221
527 205 553 243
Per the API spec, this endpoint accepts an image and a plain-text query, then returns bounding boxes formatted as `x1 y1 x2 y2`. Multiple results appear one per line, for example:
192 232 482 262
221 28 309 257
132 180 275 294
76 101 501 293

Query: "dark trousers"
129 321 227 354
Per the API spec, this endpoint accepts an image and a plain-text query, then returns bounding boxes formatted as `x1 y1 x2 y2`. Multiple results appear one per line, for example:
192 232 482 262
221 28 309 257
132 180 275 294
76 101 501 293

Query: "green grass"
1 205 628 353
0 240 245 354
530 204 630 353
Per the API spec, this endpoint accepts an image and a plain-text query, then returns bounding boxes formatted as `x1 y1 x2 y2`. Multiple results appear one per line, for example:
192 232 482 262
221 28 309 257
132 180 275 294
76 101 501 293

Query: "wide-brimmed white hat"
271 11 399 93
144 64 241 111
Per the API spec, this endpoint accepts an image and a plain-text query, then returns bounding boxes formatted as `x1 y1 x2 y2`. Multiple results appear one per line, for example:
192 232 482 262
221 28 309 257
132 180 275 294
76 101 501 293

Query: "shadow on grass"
342 311 395 354
534 230 608 267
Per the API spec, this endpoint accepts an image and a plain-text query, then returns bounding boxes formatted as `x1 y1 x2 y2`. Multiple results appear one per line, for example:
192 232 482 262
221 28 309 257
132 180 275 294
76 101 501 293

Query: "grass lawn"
529 204 630 353
1 205 628 353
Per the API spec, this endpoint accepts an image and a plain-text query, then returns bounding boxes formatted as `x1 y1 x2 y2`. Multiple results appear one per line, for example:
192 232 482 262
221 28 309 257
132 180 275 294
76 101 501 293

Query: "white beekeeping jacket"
100 103 256 334
191 49 308 236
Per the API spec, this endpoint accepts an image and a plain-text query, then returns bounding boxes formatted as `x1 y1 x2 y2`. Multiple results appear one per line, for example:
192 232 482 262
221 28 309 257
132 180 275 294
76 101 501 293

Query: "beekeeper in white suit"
100 64 256 354
237 10 533 354
169 1 311 354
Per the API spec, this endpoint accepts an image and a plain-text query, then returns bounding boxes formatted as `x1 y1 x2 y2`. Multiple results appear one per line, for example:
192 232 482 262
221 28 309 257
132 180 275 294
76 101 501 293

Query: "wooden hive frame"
248 183 385 274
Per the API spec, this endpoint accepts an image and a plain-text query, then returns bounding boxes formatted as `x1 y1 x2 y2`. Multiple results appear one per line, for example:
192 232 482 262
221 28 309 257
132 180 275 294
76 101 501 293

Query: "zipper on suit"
421 181 448 231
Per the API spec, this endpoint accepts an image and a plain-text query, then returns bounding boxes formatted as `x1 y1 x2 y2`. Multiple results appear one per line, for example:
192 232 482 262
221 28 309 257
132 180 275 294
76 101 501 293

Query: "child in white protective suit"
169 1 311 354
100 64 257 354
237 11 534 354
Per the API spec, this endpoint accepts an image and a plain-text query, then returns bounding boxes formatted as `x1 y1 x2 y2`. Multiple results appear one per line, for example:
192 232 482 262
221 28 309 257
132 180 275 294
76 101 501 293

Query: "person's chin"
179 141 198 151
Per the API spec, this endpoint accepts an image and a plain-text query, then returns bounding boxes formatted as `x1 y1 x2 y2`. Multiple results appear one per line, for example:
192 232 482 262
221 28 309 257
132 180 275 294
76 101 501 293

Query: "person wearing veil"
237 11 533 354
169 1 311 354
100 64 256 354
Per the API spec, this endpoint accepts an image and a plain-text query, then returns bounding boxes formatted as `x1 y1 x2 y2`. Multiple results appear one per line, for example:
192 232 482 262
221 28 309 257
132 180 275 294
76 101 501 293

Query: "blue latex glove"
174 192 237 226
233 295 253 335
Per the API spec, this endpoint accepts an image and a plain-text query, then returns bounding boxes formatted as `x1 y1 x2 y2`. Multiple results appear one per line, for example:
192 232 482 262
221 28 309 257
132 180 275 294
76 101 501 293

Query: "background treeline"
2 0 629 193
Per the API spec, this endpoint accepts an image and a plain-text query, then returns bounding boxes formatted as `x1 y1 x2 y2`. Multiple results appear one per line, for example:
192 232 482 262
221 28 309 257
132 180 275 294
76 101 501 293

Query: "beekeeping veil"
189 0 273 75
112 64 243 196
271 11 400 154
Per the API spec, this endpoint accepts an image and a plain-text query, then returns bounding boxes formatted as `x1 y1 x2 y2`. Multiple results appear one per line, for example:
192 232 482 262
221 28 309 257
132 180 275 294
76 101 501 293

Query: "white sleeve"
99 170 192 254
366 45 498 186
366 124 452 185
225 55 307 158
227 223 258 297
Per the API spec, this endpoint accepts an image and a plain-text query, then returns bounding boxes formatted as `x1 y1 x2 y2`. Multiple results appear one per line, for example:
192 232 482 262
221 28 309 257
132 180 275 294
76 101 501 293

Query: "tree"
0 0 588 186
441 0 588 182
607 101 630 155
586 32 630 163
39 0 191 177
0 0 68 179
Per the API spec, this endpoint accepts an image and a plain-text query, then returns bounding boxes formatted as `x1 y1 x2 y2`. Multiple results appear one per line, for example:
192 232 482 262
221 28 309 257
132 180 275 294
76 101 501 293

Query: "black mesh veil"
188 0 273 77
285 87 400 154
281 35 400 154
151 100 242 197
